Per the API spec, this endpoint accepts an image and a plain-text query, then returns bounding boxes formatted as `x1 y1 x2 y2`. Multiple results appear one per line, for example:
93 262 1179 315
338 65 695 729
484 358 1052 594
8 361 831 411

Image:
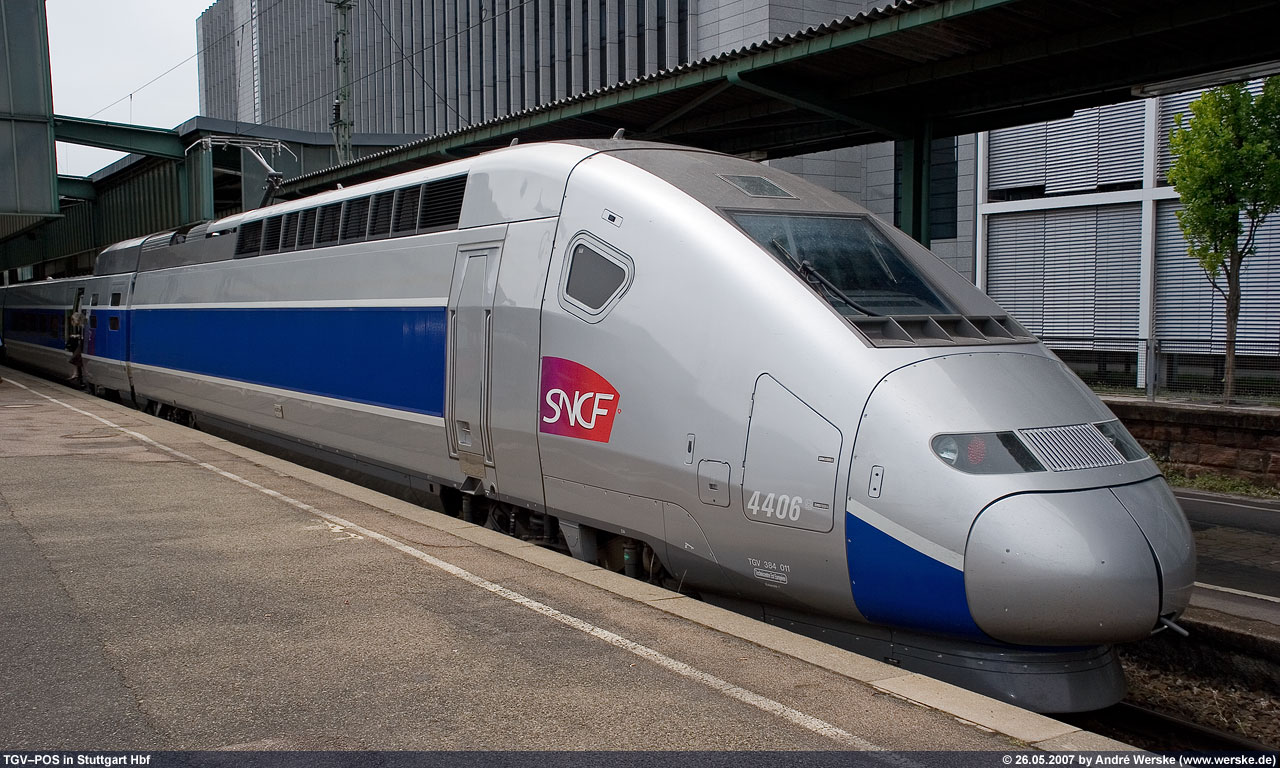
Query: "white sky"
45 0 216 177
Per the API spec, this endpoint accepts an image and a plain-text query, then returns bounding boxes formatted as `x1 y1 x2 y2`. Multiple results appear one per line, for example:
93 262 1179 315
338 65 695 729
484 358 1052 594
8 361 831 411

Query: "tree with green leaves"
1168 77 1280 404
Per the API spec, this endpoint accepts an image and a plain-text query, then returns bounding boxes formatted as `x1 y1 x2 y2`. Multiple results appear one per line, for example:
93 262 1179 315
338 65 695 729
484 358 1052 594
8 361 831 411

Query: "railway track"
1060 702 1275 752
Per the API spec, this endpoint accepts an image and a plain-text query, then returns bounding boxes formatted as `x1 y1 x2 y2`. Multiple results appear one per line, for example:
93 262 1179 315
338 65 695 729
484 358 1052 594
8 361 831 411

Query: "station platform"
0 366 1128 753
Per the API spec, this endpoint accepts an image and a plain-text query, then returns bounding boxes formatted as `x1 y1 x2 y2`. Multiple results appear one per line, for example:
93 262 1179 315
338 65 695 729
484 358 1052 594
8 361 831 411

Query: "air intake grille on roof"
280 212 299 250
341 197 370 242
298 208 318 248
369 191 395 237
184 222 213 240
235 220 263 256
418 174 467 231
1019 424 1125 472
141 231 179 252
392 186 420 233
261 216 283 254
316 203 342 245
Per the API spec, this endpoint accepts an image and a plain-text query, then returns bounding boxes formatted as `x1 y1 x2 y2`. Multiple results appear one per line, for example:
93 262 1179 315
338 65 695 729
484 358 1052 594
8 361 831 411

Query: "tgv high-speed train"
0 139 1195 712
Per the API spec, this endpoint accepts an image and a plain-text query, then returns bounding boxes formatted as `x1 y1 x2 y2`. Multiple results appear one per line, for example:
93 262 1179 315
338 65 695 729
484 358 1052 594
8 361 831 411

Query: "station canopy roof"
283 0 1280 196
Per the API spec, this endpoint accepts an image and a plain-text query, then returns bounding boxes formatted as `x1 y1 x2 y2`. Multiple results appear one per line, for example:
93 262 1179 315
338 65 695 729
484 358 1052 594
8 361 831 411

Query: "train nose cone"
1110 478 1197 618
965 487 1175 646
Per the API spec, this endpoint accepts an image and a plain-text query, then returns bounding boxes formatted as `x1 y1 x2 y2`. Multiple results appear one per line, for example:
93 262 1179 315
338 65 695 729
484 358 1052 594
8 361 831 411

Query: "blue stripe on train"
86 309 130 361
845 512 987 641
131 306 448 416
2 307 68 350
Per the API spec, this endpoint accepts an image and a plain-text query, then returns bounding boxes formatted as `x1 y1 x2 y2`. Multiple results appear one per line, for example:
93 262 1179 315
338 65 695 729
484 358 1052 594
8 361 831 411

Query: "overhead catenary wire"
85 0 295 120
79 0 552 144
84 0 526 127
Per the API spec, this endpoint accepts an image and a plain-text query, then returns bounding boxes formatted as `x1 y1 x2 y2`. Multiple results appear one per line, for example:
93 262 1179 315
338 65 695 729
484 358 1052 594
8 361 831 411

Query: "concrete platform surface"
0 367 1124 752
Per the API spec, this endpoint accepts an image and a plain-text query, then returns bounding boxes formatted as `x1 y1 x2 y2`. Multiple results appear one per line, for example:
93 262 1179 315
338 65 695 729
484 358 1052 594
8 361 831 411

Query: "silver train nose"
964 478 1196 646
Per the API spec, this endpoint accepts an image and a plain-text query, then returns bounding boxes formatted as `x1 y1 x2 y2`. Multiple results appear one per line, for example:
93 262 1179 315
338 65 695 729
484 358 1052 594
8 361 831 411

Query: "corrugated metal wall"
200 0 698 136
96 162 185 246
0 200 96 273
0 159 189 276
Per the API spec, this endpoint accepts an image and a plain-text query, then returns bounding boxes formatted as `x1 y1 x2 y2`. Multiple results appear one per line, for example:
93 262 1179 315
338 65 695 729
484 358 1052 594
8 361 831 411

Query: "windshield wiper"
770 239 881 317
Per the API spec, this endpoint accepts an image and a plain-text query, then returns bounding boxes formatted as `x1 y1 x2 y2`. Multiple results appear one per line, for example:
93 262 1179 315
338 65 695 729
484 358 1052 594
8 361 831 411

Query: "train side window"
91 294 100 306
110 293 121 306
109 317 120 331
559 234 633 323
90 316 97 329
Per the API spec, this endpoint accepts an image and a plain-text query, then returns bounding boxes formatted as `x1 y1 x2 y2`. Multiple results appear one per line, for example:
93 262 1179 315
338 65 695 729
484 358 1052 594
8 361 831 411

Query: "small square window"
110 293 122 306
559 236 633 323
566 244 626 311
109 316 120 331
719 174 796 199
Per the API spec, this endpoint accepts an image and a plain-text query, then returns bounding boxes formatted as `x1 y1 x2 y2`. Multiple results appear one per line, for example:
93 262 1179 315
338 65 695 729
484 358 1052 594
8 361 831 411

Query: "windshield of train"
732 212 954 316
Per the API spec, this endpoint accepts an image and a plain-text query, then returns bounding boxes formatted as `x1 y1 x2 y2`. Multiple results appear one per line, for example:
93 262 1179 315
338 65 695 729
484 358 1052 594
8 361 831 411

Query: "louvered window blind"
989 102 1144 194
986 204 1141 348
1154 201 1280 355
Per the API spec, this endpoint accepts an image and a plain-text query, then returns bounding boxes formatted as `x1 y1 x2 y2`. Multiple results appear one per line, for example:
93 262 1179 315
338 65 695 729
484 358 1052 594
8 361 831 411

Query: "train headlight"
934 435 960 465
930 432 1046 474
1094 420 1148 461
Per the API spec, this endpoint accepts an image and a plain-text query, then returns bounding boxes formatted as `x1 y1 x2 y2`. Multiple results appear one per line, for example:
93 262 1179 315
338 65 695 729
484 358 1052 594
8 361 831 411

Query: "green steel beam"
726 72 912 139
899 125 932 247
52 115 185 160
56 175 95 200
644 81 733 133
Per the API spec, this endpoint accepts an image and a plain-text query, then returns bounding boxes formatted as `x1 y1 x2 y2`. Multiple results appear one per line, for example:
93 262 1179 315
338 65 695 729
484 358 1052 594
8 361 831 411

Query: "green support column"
900 124 933 248
195 145 215 222
177 159 190 225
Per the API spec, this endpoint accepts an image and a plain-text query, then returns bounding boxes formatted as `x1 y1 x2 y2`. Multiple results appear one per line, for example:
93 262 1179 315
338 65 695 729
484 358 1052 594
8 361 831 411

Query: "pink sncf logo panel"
539 357 621 443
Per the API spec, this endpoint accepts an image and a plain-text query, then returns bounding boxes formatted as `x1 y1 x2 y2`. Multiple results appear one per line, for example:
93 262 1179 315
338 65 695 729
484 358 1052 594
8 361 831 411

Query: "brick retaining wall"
1102 397 1280 488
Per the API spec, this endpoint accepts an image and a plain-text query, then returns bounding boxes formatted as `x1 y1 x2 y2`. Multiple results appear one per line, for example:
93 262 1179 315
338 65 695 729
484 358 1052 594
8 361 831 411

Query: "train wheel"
439 487 463 518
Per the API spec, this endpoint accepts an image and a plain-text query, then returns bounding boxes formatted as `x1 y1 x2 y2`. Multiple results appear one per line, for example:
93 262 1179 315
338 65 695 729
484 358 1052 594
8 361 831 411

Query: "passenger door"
446 243 503 482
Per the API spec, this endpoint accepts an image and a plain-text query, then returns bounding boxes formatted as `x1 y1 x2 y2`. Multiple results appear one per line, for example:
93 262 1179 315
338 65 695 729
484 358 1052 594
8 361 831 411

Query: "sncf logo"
539 357 621 443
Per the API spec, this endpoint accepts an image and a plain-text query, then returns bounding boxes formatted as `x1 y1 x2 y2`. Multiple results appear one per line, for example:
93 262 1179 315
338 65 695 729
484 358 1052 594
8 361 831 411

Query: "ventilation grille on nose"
1019 424 1124 471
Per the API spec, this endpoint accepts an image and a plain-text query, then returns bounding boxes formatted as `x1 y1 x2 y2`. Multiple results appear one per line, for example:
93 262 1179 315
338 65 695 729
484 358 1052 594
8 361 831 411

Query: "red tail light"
966 436 987 465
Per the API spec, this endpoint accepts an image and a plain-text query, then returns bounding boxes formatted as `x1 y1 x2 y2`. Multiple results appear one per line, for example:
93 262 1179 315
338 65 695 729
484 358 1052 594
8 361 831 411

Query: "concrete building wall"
200 0 704 135
197 0 975 279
